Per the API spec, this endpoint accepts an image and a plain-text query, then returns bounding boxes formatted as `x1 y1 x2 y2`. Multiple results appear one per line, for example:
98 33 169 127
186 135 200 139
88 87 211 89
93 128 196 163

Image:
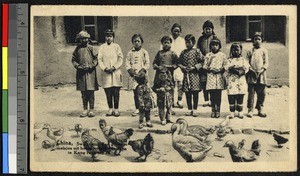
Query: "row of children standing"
72 20 269 129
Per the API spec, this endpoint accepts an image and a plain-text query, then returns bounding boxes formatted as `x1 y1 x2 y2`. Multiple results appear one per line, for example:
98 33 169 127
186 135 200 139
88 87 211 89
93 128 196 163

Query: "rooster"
81 129 110 161
250 139 261 156
107 127 134 155
99 119 122 148
128 133 154 161
273 133 288 148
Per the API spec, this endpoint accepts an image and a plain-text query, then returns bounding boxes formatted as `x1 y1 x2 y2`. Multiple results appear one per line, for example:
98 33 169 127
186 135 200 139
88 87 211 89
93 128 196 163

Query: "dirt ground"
33 85 290 163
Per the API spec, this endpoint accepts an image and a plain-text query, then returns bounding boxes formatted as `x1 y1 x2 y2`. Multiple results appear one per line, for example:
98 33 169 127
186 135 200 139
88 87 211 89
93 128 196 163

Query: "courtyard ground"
32 85 291 163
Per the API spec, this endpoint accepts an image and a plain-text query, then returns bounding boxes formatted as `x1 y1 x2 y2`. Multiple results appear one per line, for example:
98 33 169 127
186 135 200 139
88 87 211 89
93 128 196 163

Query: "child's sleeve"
171 52 179 69
153 52 160 70
89 46 98 68
137 87 145 108
97 45 106 71
112 44 124 69
143 50 150 70
195 49 204 70
71 48 80 69
125 51 132 71
262 49 269 70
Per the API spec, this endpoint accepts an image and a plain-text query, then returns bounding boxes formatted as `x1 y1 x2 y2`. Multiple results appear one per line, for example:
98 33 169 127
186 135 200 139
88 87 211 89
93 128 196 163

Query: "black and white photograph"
30 5 297 172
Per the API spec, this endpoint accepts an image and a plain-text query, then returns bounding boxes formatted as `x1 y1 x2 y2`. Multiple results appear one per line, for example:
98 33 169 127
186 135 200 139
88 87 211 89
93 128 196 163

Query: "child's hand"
104 68 112 74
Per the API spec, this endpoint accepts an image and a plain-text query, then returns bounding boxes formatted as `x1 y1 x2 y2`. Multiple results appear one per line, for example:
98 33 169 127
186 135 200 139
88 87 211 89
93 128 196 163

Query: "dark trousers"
185 91 199 110
157 94 172 121
81 91 95 110
133 89 139 109
228 94 244 112
247 84 266 111
139 109 151 123
201 82 209 101
104 87 121 109
209 90 222 112
176 81 183 101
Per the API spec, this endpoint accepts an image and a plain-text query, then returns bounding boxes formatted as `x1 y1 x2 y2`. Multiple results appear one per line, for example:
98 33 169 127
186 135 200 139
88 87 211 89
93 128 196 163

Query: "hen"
107 127 134 155
273 133 288 148
250 139 261 156
75 124 83 136
99 119 122 148
81 129 110 161
238 139 246 149
128 133 154 161
223 140 258 162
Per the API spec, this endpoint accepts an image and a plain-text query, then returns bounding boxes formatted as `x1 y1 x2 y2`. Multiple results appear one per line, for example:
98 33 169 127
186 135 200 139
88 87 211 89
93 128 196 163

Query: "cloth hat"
210 35 222 49
252 32 263 41
76 30 90 39
203 20 214 30
171 23 182 32
105 29 115 37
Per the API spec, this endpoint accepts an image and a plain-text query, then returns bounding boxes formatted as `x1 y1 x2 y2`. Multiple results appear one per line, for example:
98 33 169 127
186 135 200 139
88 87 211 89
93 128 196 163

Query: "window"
226 16 286 44
64 16 113 44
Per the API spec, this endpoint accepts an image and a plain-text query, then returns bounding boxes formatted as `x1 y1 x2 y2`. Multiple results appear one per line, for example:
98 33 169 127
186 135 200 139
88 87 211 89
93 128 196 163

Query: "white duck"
176 118 214 142
171 123 213 162
43 123 64 150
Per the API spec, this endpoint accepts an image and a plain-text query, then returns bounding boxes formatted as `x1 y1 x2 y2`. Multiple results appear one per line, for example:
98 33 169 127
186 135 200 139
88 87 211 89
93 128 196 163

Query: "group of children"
72 20 269 129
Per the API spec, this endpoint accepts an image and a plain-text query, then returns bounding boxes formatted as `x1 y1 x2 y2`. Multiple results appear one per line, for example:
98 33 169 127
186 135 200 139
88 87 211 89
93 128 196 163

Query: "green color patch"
2 90 8 132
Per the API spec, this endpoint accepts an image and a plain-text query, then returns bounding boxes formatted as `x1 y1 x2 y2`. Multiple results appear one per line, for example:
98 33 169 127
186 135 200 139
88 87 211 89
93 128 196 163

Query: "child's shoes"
211 112 215 118
192 110 198 117
237 112 244 119
215 112 220 118
161 120 166 126
185 111 193 116
227 112 234 119
247 110 253 118
80 110 88 117
139 123 144 129
114 109 120 117
258 110 267 118
88 109 95 117
177 101 183 109
146 122 153 128
132 109 139 117
106 109 113 116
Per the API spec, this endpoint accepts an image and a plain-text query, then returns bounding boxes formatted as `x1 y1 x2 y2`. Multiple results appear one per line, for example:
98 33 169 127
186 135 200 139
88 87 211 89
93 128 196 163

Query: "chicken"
176 118 214 142
216 116 230 128
238 139 246 149
216 127 226 141
273 133 288 148
43 123 64 150
75 124 83 136
128 133 154 161
81 129 110 161
223 140 258 162
107 127 134 155
34 123 45 141
250 139 261 156
99 119 122 147
171 123 213 162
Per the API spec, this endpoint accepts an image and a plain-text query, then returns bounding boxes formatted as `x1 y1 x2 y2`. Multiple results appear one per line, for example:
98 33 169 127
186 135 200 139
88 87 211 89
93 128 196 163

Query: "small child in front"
225 42 250 119
71 31 99 117
152 67 174 126
134 68 154 129
203 36 226 118
246 32 269 118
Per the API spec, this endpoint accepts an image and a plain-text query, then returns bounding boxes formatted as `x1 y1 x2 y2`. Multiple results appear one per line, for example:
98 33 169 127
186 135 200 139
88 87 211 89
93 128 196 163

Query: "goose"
176 118 214 142
171 123 213 162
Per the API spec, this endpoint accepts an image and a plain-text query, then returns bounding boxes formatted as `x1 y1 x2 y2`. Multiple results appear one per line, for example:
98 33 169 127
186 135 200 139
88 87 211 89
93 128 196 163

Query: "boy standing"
246 32 269 118
72 31 99 117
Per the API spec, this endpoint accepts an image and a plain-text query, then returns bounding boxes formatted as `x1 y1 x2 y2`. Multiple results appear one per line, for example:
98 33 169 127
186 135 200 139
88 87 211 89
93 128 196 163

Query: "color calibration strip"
2 3 9 174
2 3 28 174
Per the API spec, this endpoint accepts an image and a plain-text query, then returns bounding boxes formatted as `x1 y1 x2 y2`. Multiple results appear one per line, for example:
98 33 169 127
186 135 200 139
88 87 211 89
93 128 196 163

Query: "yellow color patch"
2 47 8 89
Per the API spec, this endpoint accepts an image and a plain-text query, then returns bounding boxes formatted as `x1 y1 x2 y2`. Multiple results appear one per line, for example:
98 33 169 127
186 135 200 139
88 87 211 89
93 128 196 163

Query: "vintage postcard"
30 5 297 172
